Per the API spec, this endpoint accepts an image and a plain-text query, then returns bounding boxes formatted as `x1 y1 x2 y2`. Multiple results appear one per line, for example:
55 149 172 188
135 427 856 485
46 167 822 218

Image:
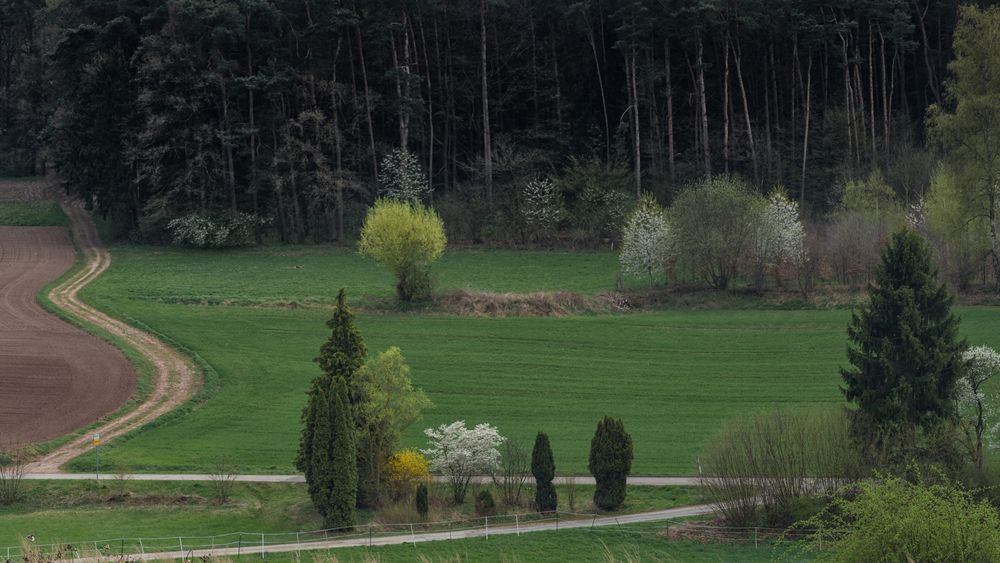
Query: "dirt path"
24 198 200 472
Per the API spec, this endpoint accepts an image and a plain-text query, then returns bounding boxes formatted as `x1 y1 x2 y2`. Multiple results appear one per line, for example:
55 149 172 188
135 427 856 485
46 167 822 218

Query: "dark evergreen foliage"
531 431 557 513
474 488 496 516
415 482 429 517
315 289 368 382
0 0 967 241
588 416 633 511
841 229 965 441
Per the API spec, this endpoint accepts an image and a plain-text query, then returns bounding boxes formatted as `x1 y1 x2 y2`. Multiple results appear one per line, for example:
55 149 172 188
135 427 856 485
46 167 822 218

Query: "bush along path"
24 198 201 472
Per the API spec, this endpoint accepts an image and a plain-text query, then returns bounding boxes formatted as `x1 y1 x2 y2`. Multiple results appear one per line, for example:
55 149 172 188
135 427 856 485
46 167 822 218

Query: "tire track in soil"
24 199 201 472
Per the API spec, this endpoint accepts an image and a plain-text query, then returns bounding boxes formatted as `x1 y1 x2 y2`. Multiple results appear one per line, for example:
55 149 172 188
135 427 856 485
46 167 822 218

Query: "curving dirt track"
0 179 200 471
22 197 201 471
0 227 134 443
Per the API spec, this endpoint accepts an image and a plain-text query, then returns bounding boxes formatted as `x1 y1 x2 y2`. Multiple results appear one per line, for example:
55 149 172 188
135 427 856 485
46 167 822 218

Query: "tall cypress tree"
531 432 557 512
588 417 633 511
297 288 366 516
297 288 366 474
842 230 965 443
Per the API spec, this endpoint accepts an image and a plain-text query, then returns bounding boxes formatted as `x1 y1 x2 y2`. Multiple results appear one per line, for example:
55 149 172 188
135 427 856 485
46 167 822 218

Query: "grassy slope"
75 246 1000 474
0 484 694 549
90 244 627 303
272 524 810 563
0 201 67 226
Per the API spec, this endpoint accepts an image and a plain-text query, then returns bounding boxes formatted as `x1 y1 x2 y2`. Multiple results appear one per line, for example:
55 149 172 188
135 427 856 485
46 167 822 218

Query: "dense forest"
0 1 990 254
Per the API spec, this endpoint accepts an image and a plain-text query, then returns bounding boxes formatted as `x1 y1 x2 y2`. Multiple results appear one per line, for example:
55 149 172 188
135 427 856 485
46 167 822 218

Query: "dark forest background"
0 0 986 246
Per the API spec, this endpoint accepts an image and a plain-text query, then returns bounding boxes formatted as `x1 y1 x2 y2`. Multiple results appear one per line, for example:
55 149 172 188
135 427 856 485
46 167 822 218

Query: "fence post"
297 531 302 554
410 523 416 547
120 538 124 557
261 533 265 559
237 533 242 560
556 512 559 531
178 537 183 557
448 521 452 540
515 513 520 537
138 538 144 557
591 513 598 529
485 516 489 539
754 527 758 549
367 526 371 548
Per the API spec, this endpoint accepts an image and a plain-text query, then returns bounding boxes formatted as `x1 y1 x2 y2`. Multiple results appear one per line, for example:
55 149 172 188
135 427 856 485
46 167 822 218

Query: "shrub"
492 439 530 507
386 449 431 499
521 178 563 241
475 489 496 516
700 408 861 527
669 176 760 289
379 148 431 202
796 473 1000 562
588 417 633 511
166 212 265 248
415 482 429 517
619 194 672 288
531 432 557 513
422 421 504 504
358 199 446 301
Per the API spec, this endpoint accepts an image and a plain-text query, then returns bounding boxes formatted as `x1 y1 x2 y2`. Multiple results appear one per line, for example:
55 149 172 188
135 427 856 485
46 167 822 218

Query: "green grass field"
71 245 1000 475
0 483 695 551
270 524 811 563
0 201 67 226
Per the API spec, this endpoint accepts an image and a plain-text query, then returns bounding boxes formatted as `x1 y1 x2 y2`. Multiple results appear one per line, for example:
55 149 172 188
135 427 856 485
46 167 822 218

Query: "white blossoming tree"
750 190 807 288
620 194 672 288
379 149 431 202
521 178 563 240
422 421 504 504
957 346 1000 468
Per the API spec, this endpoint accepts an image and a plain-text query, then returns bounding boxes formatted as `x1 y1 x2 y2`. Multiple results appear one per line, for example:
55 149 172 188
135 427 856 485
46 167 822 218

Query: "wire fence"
2 512 825 561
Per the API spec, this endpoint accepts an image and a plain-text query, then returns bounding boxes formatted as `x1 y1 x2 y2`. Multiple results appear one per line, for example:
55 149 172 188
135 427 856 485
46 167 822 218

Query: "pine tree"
588 417 633 511
841 230 965 443
531 432 557 513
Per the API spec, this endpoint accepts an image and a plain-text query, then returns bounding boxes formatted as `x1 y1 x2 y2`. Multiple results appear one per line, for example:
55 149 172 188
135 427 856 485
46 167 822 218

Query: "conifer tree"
296 289 366 474
842 230 965 444
588 417 633 510
325 376 358 529
531 432 557 512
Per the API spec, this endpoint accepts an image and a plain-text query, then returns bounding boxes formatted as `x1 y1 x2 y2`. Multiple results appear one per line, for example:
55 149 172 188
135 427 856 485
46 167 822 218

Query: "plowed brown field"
0 226 134 443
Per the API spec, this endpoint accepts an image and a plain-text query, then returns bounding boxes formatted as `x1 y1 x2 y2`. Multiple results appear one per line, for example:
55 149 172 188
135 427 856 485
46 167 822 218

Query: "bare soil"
0 178 200 471
0 227 134 443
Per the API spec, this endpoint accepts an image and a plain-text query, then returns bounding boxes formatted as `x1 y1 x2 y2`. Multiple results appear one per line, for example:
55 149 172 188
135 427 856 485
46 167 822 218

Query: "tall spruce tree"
841 230 965 443
588 417 633 511
531 431 557 512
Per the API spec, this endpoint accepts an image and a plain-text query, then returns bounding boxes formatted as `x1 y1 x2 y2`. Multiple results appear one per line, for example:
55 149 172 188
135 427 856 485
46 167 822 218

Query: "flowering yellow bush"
386 449 431 498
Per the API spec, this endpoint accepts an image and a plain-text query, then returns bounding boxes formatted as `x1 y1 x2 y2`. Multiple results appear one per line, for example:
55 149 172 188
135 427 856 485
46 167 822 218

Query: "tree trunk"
913 0 941 105
801 54 812 208
990 188 1000 292
354 10 379 184
664 40 675 186
723 34 730 175
628 53 641 196
697 34 710 178
480 0 493 207
585 20 610 162
732 36 758 184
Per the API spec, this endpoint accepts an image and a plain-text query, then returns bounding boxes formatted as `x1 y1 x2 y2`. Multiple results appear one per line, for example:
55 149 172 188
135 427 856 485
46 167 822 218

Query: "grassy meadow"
0 201 66 226
0 483 695 550
69 244 1000 475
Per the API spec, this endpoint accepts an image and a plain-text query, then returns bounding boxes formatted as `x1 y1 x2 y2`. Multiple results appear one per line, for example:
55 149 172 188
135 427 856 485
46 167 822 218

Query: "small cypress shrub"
415 482 429 517
475 489 496 516
531 432 557 512
588 416 633 511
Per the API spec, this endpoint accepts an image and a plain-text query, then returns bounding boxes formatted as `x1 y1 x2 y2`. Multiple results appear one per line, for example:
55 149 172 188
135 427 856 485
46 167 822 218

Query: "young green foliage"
588 417 633 511
358 199 446 301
